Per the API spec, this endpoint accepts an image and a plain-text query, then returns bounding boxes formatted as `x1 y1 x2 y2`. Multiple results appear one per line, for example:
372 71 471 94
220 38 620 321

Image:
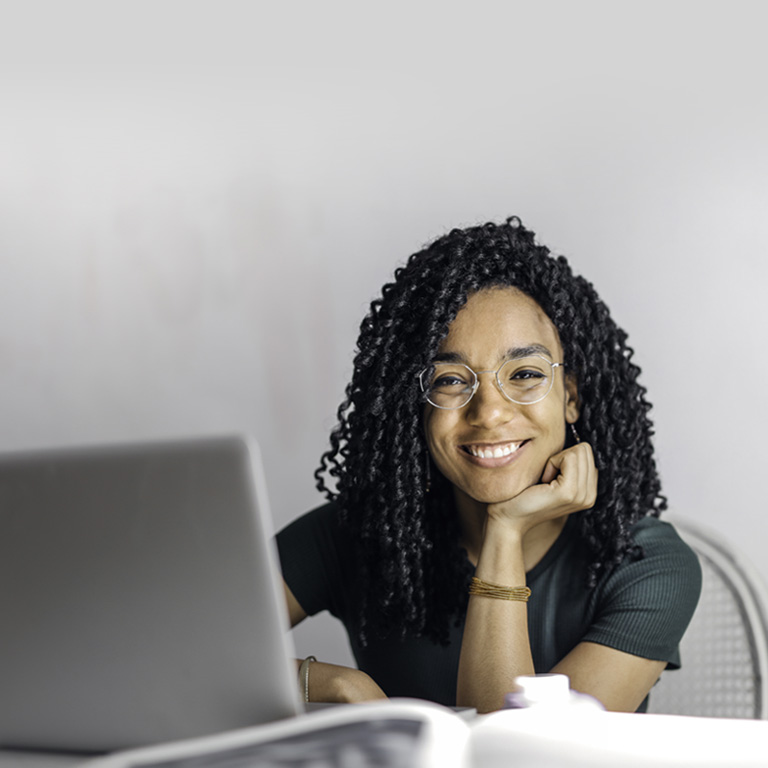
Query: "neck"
455 488 568 571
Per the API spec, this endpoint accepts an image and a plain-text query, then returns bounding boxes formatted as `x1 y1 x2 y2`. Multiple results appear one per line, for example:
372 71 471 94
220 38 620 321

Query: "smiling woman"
276 217 702 714
423 288 580 510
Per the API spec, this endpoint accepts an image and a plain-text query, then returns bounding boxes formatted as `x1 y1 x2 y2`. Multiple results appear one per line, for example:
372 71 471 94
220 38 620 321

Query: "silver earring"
570 423 581 444
425 451 432 493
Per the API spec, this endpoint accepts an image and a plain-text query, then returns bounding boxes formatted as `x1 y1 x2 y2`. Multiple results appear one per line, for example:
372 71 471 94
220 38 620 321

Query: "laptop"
0 435 303 754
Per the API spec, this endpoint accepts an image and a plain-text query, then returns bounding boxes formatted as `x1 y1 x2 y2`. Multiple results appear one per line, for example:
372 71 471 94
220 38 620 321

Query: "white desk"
4 707 768 768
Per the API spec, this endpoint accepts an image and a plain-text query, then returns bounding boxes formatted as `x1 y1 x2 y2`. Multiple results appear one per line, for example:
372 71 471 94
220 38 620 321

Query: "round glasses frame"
418 355 564 410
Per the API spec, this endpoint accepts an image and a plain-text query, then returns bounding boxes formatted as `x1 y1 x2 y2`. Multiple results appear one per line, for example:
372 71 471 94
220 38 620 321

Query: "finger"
567 442 589 503
541 453 580 505
576 445 593 507
576 443 598 508
539 443 574 484
546 444 595 508
540 455 560 485
541 444 579 485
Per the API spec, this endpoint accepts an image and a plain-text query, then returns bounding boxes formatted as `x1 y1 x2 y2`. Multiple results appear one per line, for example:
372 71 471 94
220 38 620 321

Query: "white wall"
1 1 767 667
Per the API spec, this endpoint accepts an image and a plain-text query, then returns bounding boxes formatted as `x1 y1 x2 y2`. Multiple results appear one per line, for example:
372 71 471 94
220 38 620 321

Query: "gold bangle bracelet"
469 576 531 602
298 655 317 703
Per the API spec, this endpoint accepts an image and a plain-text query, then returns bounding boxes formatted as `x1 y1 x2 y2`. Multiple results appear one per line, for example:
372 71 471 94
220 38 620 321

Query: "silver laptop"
0 435 302 754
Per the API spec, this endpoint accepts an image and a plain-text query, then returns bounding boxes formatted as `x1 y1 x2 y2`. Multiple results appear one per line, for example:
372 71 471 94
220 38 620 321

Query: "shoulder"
630 517 702 572
630 515 685 544
602 516 702 603
275 501 356 619
278 501 342 533
584 516 703 667
276 501 350 554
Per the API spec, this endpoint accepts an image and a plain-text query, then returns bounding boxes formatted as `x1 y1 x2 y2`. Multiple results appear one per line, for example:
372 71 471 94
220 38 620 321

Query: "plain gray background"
1 1 766 667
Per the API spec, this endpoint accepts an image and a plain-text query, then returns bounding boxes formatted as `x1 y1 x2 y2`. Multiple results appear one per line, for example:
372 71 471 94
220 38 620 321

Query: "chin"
462 481 533 506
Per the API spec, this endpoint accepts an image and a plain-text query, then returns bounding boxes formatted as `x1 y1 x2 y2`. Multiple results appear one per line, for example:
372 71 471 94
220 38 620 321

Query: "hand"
487 442 598 535
304 661 388 703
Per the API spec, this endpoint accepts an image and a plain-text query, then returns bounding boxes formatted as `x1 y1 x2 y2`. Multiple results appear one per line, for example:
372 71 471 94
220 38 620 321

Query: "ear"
564 372 580 424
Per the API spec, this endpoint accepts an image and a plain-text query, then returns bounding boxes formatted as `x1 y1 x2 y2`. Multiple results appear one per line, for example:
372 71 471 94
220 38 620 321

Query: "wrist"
298 655 318 702
332 668 370 702
475 521 525 583
308 662 383 703
484 511 527 542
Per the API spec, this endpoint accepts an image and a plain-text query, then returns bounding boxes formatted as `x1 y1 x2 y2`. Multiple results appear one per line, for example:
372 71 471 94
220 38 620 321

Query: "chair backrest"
648 516 768 719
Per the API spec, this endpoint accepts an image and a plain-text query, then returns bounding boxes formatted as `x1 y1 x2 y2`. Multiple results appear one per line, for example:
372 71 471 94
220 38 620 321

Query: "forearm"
456 522 534 712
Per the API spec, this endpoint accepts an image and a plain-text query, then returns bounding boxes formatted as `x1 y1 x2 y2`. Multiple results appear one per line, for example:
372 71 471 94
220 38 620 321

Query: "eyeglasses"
418 355 564 410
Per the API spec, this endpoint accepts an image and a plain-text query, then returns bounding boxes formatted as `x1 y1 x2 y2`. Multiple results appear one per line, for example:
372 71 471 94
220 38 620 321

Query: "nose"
464 371 518 429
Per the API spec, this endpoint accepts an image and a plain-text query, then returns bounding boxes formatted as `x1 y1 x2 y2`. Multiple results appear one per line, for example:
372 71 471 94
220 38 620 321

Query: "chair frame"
660 515 768 719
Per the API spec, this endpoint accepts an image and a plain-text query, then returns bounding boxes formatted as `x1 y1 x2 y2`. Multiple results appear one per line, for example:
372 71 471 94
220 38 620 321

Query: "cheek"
535 401 568 446
423 410 456 465
422 408 442 453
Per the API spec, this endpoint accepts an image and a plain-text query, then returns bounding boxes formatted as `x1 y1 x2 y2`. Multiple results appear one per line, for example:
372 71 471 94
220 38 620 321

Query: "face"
423 287 580 508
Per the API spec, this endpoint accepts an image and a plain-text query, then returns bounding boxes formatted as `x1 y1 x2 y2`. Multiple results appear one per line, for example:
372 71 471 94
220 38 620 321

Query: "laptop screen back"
0 435 302 753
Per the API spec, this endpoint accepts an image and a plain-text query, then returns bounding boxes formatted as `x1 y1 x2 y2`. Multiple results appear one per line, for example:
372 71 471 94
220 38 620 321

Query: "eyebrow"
433 344 554 365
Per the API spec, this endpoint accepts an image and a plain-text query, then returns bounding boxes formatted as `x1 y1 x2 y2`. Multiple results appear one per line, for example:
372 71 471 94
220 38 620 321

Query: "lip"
458 439 530 468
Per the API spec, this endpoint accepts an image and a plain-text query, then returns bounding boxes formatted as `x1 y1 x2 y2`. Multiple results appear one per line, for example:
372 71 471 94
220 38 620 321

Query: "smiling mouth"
461 441 527 459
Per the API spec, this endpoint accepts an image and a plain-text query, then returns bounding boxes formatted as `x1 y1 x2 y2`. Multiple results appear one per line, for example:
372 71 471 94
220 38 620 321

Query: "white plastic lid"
514 673 571 705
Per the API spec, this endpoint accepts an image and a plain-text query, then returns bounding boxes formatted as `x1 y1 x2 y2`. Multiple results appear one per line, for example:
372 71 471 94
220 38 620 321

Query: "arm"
277 505 388 703
284 581 388 703
456 443 678 712
457 443 601 712
552 642 666 712
455 519 533 712
553 518 702 711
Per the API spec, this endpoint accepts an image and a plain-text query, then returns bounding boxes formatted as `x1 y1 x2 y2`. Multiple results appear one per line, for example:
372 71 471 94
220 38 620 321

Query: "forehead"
437 287 561 362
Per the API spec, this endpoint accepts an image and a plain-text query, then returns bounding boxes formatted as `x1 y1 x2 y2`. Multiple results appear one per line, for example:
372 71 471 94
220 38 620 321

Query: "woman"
277 217 701 713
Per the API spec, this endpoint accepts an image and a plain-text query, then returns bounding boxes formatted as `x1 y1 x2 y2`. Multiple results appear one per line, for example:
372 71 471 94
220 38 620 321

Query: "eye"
425 364 474 392
433 373 470 389
500 357 551 391
508 368 546 381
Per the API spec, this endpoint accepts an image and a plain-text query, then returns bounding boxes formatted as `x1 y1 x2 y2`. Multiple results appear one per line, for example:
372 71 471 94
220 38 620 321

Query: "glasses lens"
498 356 554 403
421 364 475 408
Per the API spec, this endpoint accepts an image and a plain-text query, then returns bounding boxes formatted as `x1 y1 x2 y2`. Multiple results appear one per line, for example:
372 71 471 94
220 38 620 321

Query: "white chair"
648 516 768 719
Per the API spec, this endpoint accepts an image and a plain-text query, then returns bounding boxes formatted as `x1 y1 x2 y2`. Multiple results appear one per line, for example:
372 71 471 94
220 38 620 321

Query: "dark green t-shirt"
276 503 701 712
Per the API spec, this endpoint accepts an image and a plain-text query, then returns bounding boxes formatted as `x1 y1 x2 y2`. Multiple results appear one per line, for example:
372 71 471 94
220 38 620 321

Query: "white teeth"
466 442 522 459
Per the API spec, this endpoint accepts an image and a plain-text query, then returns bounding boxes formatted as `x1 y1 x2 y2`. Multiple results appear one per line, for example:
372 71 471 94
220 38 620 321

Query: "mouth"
459 439 529 467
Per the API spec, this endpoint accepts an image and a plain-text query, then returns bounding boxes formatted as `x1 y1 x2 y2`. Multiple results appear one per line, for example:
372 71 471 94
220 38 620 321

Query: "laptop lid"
0 435 302 753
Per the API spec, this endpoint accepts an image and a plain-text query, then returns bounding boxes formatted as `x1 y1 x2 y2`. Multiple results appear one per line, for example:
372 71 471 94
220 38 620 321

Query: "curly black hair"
315 217 665 645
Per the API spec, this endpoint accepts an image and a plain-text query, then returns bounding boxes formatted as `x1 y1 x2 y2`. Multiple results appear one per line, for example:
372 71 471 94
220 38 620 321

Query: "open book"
79 700 468 768
80 697 768 768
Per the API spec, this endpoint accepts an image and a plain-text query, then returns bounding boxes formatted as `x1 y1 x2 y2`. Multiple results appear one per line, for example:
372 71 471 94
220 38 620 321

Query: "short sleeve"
583 518 703 668
275 503 354 621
